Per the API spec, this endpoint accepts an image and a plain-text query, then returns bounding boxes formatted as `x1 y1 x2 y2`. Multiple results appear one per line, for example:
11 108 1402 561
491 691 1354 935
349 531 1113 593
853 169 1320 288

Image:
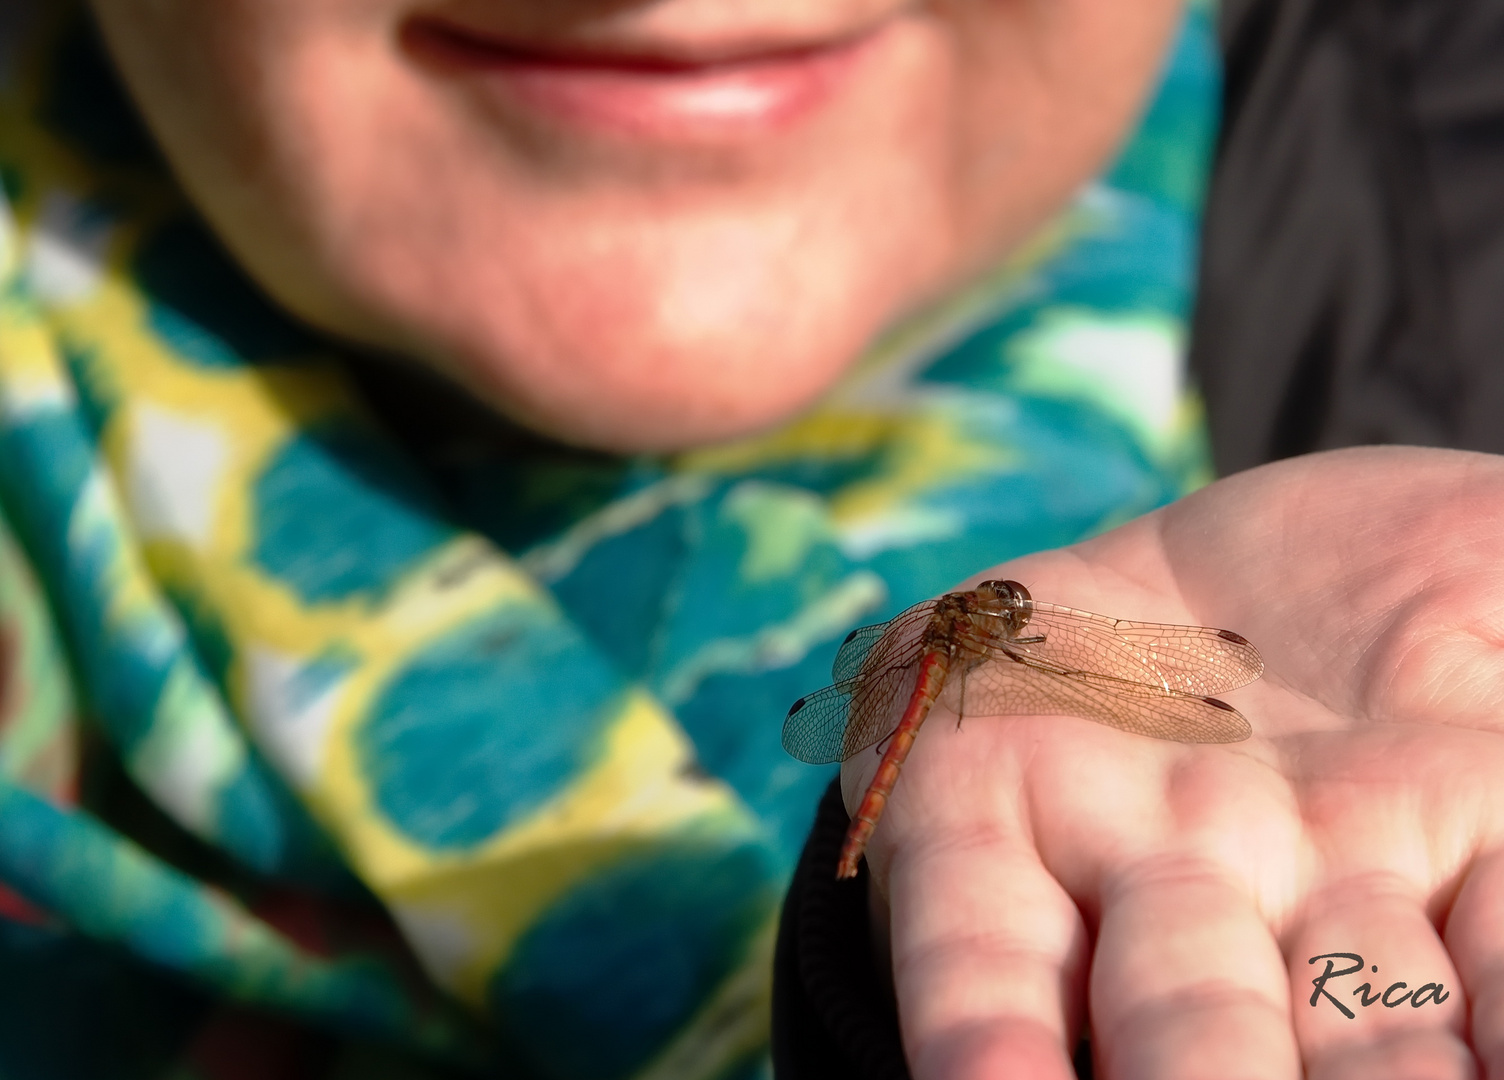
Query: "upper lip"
404 7 910 70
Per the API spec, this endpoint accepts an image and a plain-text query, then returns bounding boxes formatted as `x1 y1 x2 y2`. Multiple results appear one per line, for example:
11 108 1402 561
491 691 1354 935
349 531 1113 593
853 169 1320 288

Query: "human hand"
846 446 1504 1079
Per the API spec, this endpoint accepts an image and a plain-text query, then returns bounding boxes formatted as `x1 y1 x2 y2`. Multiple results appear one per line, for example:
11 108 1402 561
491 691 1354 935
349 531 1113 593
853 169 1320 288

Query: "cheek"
941 0 1188 260
87 0 399 328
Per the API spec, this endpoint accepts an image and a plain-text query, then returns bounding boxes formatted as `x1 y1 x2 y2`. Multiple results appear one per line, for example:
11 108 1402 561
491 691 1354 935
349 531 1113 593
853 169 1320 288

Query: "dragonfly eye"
999 580 1032 608
978 579 1032 608
974 579 1033 633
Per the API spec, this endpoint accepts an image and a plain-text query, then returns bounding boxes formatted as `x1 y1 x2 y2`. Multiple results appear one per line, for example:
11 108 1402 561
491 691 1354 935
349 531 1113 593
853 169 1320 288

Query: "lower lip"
405 21 883 139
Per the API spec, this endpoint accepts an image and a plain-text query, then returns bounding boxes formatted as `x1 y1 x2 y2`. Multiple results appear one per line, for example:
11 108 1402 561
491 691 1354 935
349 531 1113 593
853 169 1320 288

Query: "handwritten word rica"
1308 953 1451 1019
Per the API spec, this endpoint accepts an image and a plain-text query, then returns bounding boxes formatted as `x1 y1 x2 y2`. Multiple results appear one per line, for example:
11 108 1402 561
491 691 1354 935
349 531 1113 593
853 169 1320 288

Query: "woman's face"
91 0 1183 451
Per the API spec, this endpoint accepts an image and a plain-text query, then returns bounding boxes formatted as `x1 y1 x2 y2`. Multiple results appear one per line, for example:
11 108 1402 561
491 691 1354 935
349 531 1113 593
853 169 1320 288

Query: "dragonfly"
782 580 1264 878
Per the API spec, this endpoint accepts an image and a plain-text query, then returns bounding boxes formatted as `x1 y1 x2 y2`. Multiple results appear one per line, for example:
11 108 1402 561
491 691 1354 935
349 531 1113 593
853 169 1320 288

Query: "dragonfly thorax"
921 579 1036 656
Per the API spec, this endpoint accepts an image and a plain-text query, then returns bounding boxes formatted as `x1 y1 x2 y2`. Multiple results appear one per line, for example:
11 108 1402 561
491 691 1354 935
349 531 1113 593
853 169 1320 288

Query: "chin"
492 392 830 454
327 193 945 454
427 316 873 454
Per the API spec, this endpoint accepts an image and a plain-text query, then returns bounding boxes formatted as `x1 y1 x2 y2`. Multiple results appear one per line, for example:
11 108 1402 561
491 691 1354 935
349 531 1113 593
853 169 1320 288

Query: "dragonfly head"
975 579 1033 632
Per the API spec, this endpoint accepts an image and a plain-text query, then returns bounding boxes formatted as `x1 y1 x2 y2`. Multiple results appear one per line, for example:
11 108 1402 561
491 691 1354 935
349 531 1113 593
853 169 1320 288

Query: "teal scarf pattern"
0 4 1220 1078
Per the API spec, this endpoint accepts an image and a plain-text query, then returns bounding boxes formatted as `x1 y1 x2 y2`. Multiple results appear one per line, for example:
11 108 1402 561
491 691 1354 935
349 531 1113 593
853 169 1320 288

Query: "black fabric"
771 782 910 1080
1193 0 1504 473
777 0 1504 1073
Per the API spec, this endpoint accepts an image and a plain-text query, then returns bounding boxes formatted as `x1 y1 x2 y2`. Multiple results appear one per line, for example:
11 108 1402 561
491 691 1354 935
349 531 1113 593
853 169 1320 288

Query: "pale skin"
87 0 1182 451
846 446 1504 1079
80 0 1504 1075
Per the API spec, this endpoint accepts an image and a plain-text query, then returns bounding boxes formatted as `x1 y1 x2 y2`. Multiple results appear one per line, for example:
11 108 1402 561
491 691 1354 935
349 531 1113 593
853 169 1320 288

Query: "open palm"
846 447 1504 1079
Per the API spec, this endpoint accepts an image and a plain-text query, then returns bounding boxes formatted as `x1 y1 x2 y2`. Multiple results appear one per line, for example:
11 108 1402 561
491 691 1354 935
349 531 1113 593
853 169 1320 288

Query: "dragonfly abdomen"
837 647 953 879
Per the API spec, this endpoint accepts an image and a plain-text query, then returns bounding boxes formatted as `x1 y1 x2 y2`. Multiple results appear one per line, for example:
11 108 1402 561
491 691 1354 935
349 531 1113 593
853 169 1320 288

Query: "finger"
1288 876 1467 1079
1441 847 1504 1078
1088 858 1296 1079
885 833 1089 1080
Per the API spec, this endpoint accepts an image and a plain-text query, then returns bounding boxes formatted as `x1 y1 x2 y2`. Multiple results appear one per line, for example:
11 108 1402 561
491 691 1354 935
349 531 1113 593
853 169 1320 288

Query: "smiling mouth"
402 16 895 140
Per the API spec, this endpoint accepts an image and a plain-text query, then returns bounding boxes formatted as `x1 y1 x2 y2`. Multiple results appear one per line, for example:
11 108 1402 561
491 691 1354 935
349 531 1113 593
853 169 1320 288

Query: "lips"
403 16 891 139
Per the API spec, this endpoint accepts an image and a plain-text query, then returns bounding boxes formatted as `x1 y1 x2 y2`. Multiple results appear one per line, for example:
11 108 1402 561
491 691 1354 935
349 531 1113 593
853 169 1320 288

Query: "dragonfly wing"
784 653 930 764
949 656 1252 743
782 683 857 764
1006 602 1264 696
831 599 939 682
831 625 889 683
839 655 933 760
785 602 937 765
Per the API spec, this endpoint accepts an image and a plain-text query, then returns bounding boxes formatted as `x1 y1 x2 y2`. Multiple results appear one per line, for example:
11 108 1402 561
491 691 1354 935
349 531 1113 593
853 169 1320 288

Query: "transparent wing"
785 603 939 764
1003 601 1263 696
782 652 930 763
831 626 889 684
943 656 1251 743
782 591 1262 764
781 683 857 764
838 653 934 760
831 600 939 682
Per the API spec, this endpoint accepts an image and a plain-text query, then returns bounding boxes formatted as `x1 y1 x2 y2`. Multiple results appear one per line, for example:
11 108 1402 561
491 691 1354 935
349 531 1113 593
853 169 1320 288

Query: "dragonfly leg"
1015 634 1046 645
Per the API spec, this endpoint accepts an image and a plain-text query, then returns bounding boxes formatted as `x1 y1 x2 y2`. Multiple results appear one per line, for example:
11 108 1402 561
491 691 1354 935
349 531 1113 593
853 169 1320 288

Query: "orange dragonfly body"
782 580 1264 878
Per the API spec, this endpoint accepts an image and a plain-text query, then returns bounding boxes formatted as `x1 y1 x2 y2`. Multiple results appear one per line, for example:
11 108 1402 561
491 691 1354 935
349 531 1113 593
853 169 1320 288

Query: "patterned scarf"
0 4 1219 1077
